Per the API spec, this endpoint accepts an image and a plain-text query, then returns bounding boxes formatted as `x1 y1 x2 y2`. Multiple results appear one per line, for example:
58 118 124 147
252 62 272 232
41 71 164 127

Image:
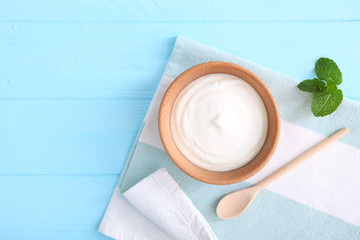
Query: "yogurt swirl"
170 73 268 171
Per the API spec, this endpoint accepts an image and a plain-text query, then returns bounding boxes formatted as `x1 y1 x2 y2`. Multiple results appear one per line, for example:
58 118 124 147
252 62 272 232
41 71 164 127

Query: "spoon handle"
255 127 349 190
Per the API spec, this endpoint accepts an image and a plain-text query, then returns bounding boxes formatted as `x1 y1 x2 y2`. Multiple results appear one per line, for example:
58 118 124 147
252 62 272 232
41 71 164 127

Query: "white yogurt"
170 73 268 171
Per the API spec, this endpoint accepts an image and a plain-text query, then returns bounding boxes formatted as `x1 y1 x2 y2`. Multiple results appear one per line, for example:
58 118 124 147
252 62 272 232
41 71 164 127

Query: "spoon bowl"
216 187 259 220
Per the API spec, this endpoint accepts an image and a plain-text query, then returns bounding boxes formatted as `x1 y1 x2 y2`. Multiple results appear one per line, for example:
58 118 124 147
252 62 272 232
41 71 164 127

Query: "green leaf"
298 79 317 92
315 58 342 85
326 84 338 95
298 78 326 93
311 89 343 117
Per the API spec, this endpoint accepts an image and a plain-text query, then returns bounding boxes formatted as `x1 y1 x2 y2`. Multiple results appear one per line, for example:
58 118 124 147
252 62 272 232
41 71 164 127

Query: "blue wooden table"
0 1 359 239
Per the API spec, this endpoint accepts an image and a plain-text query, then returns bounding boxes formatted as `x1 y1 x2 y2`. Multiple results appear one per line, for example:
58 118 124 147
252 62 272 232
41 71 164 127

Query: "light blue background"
0 1 359 239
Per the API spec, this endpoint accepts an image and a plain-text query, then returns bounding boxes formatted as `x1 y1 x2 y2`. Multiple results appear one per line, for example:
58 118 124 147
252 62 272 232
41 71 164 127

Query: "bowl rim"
158 61 281 185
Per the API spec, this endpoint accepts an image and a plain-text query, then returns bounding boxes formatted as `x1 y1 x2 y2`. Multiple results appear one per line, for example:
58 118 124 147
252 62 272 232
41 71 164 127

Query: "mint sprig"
311 89 343 117
297 58 343 117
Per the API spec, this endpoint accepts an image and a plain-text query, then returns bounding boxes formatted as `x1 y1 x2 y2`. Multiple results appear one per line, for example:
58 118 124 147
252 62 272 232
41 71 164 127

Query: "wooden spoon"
216 127 349 220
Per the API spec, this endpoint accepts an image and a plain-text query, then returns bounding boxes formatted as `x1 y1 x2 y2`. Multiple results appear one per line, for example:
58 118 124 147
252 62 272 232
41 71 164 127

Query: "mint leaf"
315 58 342 85
298 79 317 92
326 84 337 95
311 89 343 117
298 78 326 93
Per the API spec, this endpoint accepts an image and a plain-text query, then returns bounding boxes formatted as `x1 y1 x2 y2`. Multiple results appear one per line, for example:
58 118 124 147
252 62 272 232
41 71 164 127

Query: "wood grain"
0 22 359 99
0 175 117 239
0 99 147 174
1 0 359 21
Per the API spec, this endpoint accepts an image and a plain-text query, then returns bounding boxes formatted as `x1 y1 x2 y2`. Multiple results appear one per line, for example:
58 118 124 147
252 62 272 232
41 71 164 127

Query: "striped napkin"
100 36 360 239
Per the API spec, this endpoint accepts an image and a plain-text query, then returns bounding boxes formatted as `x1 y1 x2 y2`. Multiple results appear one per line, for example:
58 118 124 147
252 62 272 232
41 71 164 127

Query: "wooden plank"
2 97 359 175
0 99 147 174
0 22 359 99
0 0 359 21
0 175 117 239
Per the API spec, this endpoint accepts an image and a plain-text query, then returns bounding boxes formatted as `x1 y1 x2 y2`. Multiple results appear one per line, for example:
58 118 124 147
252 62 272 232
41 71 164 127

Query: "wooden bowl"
159 62 280 185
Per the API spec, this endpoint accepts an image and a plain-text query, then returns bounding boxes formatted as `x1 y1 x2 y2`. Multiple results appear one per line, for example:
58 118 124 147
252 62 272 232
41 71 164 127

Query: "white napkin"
99 168 218 240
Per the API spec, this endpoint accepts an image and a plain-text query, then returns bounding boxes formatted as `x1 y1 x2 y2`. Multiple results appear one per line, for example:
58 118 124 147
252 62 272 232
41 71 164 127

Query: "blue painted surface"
0 1 359 239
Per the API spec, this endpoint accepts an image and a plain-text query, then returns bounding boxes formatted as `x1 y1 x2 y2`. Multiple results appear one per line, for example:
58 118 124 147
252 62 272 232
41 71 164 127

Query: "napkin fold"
99 168 218 240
